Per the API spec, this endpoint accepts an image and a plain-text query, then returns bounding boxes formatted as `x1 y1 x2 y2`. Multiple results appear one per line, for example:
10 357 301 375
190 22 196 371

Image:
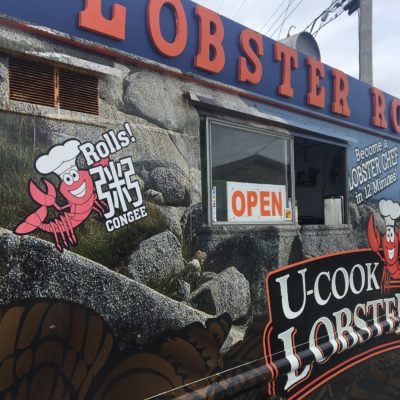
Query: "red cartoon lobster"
368 199 400 290
14 139 108 252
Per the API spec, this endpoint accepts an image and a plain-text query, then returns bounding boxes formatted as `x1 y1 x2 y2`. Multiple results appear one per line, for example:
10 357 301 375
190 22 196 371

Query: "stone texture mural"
0 18 398 400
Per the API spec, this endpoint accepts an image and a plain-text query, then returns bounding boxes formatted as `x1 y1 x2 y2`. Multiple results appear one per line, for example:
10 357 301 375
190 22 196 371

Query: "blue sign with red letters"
0 0 400 140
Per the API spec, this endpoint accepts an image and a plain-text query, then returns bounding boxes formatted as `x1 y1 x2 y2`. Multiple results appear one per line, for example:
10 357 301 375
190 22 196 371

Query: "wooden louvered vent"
59 68 99 115
9 56 99 115
9 57 55 107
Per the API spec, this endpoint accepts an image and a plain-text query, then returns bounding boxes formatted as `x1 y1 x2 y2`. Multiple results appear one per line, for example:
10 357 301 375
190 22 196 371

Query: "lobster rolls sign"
14 123 147 252
264 249 400 400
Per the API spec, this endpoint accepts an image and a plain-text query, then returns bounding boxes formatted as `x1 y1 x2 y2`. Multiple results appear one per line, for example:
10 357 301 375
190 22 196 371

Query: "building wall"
1 15 400 400
0 23 387 318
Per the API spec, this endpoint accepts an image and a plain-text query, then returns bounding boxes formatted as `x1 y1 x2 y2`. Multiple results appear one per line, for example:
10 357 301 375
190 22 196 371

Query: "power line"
304 0 345 34
277 0 294 39
258 0 287 33
309 1 347 37
264 0 297 36
217 0 227 12
305 10 328 33
232 0 249 19
269 0 306 38
313 8 346 36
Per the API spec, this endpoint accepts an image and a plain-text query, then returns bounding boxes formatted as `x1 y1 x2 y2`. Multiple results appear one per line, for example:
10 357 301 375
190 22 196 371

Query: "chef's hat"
35 139 81 176
379 199 400 227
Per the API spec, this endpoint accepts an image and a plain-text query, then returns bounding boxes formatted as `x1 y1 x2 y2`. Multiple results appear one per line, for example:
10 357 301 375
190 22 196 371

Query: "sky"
192 0 400 98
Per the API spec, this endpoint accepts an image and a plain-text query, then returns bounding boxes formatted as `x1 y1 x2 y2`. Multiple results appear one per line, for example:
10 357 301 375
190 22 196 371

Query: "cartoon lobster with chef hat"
14 139 107 252
368 199 400 290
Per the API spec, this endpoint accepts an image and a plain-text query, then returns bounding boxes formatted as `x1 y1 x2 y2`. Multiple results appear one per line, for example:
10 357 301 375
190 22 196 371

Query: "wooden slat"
59 68 99 115
9 57 99 115
54 66 59 108
10 81 54 92
9 57 55 107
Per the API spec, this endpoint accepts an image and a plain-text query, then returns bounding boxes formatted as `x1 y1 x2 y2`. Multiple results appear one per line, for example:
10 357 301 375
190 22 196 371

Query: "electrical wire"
146 310 392 400
232 0 249 19
258 0 287 33
304 0 344 34
305 10 328 33
312 8 345 36
306 0 336 28
277 0 294 39
217 0 227 12
269 0 306 39
264 0 296 36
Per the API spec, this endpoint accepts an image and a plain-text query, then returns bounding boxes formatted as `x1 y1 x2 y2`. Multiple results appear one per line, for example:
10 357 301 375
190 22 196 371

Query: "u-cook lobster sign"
14 123 147 251
264 199 400 399
2 0 400 138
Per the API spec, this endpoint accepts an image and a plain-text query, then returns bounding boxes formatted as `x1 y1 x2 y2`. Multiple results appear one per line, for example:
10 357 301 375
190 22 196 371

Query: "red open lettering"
272 191 283 216
247 191 258 216
230 186 285 221
232 191 246 217
260 191 271 217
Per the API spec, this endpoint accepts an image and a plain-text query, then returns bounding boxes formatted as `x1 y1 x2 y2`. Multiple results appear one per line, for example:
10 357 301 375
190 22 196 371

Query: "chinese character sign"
90 157 147 232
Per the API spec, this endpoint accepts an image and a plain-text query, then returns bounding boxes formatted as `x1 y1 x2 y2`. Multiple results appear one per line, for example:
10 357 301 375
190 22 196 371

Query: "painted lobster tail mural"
0 299 269 400
0 300 114 400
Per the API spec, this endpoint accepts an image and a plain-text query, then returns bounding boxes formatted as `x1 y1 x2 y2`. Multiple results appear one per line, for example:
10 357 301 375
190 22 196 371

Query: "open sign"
227 182 287 222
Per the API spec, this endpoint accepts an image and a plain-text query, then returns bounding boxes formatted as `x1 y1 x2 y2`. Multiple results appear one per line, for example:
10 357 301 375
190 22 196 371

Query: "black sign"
264 249 400 399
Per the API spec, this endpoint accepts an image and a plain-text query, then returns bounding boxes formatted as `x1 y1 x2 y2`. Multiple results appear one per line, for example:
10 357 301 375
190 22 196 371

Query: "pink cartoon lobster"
368 199 400 290
14 139 108 252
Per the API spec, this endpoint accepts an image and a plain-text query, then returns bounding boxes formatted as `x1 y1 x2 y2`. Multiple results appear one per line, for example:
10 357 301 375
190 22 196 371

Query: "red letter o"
232 191 246 217
148 0 188 57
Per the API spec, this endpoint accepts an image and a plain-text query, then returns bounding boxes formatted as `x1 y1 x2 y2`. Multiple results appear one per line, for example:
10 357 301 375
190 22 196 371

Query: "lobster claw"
29 179 57 207
368 214 381 253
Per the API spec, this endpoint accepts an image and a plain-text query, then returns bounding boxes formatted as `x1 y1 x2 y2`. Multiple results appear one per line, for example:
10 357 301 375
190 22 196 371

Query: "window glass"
209 120 293 223
294 137 346 225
